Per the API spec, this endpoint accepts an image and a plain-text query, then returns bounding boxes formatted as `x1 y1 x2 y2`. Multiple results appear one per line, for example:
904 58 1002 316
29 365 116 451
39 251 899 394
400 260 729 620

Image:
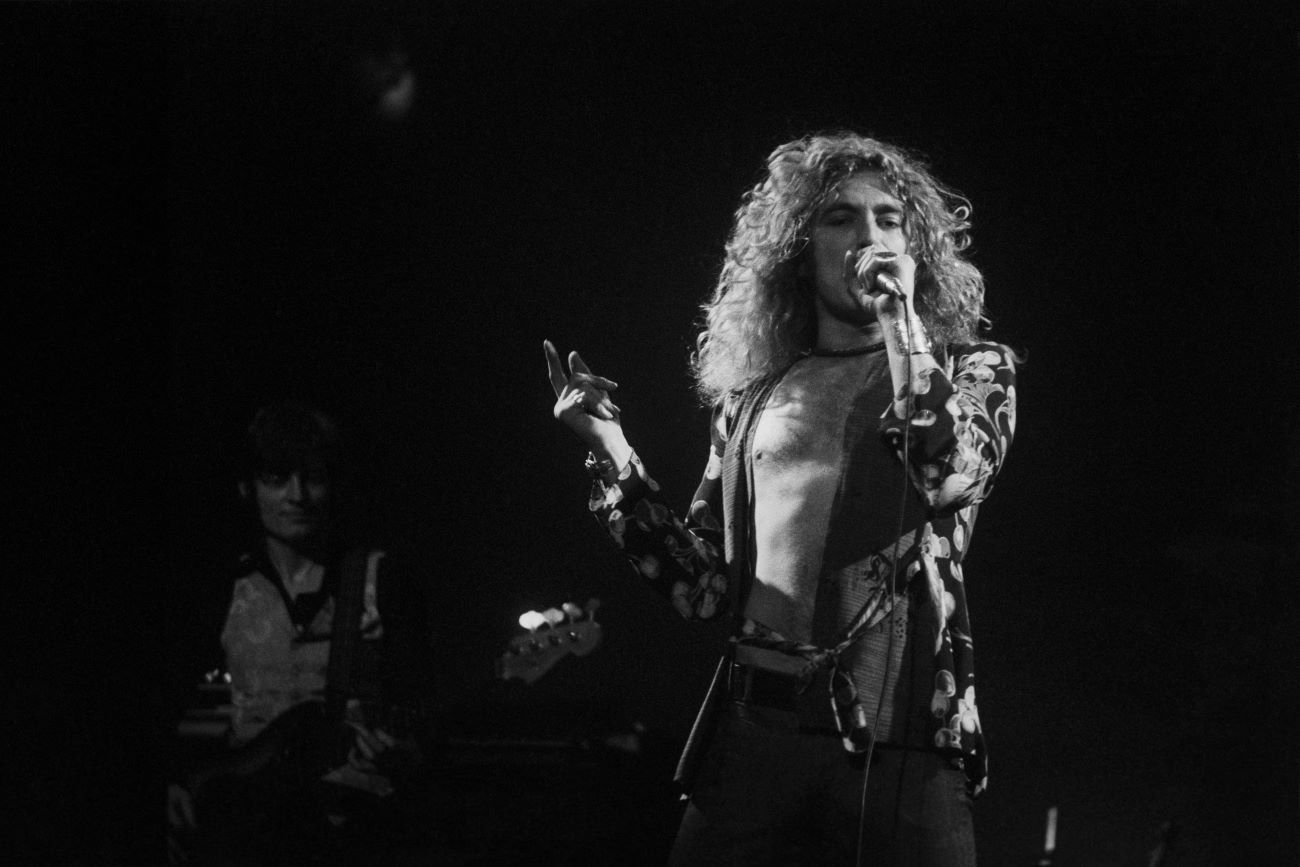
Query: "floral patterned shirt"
588 342 1017 795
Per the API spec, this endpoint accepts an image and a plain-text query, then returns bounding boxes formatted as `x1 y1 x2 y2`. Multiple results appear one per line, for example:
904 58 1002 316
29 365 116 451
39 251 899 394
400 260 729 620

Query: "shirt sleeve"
880 342 1018 515
587 404 730 621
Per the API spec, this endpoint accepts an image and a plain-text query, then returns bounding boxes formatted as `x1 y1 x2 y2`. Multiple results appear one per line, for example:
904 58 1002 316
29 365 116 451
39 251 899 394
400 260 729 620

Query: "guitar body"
182 702 393 866
172 599 602 864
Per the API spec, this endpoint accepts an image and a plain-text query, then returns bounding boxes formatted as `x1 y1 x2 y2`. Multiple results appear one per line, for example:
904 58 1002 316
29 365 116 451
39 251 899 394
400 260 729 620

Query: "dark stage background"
11 1 1297 864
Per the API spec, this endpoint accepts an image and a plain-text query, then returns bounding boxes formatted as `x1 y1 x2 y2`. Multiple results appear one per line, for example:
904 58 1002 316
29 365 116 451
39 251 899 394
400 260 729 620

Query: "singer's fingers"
569 350 592 377
586 375 619 391
852 248 916 303
571 352 618 389
543 340 569 396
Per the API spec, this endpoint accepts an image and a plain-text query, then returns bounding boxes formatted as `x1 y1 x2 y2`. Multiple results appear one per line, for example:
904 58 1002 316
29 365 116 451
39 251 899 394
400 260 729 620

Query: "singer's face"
806 171 908 322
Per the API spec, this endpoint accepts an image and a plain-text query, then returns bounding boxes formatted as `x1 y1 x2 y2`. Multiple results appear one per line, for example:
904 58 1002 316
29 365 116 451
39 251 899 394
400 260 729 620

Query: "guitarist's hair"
240 400 344 483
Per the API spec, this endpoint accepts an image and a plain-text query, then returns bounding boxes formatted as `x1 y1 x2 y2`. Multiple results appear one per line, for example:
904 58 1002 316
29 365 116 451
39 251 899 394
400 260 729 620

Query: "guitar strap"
324 547 370 722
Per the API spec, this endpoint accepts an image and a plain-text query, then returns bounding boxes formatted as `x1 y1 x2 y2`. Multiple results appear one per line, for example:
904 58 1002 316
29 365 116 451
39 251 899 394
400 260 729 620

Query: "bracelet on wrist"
887 315 933 356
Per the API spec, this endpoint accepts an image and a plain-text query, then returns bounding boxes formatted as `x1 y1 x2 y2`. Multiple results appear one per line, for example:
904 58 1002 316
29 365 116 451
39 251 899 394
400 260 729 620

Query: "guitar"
170 599 603 862
172 697 430 863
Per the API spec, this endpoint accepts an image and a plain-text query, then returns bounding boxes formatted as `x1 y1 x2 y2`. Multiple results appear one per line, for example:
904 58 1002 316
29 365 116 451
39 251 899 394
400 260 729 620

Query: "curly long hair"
692 131 987 404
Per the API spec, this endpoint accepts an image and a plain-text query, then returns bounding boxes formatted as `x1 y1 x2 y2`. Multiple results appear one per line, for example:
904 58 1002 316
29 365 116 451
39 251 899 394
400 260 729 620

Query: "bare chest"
751 356 881 474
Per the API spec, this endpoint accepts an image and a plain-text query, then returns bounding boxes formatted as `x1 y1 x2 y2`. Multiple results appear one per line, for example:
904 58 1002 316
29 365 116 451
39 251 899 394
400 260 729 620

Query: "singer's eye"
820 210 856 227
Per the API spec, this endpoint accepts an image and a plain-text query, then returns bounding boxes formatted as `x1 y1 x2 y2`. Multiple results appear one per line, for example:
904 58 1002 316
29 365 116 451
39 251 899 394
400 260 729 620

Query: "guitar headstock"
497 598 603 685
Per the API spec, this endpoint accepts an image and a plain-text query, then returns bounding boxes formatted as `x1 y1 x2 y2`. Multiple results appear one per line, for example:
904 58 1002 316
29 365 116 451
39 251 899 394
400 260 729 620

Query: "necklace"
806 341 886 357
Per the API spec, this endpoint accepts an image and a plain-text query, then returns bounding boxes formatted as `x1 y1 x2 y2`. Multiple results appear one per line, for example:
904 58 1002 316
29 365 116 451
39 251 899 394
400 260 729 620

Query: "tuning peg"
561 602 582 620
518 610 547 632
540 608 565 628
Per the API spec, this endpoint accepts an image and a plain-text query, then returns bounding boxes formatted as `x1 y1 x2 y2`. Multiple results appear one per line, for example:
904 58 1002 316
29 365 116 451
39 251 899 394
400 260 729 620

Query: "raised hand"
543 340 632 463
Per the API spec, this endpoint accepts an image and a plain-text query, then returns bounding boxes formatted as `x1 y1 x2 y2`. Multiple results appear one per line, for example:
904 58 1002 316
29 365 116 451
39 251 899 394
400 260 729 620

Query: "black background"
10 1 1297 864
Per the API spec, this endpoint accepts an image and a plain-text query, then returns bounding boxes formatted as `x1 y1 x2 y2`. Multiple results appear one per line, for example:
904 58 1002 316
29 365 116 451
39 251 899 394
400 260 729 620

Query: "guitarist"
166 401 433 866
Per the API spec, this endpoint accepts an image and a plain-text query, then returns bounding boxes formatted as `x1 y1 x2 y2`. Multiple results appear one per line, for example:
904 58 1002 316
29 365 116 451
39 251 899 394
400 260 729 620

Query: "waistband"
728 655 837 738
729 660 944 755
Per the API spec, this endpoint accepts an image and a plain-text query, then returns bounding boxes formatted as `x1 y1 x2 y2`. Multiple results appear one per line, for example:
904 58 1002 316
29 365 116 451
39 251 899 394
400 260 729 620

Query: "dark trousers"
669 701 976 867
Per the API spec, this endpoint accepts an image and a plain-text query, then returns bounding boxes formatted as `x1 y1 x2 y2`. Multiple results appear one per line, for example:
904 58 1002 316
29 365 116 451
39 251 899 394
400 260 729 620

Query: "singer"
545 131 1017 865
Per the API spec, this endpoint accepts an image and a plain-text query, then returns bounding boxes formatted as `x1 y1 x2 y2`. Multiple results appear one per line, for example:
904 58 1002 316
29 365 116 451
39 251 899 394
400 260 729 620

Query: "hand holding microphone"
851 247 910 311
873 271 904 298
850 247 932 356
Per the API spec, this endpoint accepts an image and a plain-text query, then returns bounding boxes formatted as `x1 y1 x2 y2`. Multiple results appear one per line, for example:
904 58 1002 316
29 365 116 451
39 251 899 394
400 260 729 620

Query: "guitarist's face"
250 466 331 548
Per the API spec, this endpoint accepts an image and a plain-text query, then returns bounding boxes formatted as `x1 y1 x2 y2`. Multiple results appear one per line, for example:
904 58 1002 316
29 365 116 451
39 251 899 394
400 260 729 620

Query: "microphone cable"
854 304 917 867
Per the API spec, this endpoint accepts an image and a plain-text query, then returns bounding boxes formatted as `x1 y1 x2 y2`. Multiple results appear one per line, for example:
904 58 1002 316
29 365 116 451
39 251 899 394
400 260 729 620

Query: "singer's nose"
857 237 885 257
860 215 896 249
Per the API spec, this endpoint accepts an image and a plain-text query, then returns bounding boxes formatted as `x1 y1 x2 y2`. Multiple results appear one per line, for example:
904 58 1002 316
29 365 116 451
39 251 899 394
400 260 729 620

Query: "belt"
727 659 839 731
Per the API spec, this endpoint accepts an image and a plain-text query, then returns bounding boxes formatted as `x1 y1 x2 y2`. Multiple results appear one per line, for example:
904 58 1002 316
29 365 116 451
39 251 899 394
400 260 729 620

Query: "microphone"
852 249 905 307
875 273 903 298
